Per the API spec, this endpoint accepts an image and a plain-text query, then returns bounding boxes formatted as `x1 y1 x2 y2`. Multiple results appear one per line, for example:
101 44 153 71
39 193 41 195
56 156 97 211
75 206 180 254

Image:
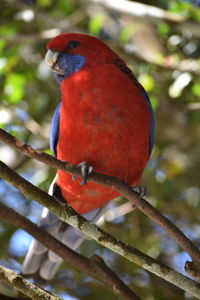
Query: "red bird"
22 33 154 280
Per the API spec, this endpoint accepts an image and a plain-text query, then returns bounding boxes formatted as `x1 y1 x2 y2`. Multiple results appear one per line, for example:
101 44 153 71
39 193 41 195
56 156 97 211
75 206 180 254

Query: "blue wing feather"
50 101 61 156
140 85 155 156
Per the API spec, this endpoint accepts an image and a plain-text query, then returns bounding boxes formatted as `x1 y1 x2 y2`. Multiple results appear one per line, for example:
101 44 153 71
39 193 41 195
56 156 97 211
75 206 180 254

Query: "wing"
50 101 61 156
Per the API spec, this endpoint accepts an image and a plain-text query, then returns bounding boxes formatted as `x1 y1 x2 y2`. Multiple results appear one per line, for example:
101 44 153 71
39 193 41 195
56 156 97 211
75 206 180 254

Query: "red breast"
56 63 150 214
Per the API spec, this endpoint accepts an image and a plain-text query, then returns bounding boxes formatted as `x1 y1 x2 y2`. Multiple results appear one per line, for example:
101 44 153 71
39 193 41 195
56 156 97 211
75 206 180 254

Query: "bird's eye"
66 40 80 50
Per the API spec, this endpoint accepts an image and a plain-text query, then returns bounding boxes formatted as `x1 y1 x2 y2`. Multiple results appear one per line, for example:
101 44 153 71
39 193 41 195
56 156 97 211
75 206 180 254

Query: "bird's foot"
72 161 93 185
131 185 146 198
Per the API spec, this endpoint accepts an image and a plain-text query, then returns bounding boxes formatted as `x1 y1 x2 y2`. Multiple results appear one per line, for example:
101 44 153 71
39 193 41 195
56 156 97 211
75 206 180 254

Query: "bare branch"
186 103 200 110
0 29 61 43
85 0 200 38
78 0 184 22
0 202 139 300
0 295 25 300
0 128 200 268
0 280 29 300
0 160 200 297
0 265 61 300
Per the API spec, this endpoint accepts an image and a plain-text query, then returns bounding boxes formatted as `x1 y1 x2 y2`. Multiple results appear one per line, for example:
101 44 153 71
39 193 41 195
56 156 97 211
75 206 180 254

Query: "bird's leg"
104 186 146 222
72 161 93 185
104 201 136 222
131 185 146 198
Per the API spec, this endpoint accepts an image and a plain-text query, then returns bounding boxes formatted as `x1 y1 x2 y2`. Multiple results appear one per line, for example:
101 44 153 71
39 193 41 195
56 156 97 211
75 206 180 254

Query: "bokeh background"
0 0 200 299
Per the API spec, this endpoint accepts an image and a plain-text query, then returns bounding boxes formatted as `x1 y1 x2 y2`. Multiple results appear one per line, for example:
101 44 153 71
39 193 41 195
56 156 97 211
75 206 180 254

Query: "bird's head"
45 33 119 82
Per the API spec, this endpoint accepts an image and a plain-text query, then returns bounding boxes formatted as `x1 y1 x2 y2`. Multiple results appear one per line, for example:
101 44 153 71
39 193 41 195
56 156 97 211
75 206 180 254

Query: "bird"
21 33 154 281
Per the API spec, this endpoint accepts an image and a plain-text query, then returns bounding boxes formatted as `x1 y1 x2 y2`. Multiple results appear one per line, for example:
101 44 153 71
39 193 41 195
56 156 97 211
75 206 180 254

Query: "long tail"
21 178 106 280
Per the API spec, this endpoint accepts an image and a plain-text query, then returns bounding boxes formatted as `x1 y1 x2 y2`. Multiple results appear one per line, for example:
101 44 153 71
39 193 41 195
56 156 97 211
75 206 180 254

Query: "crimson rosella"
22 33 154 280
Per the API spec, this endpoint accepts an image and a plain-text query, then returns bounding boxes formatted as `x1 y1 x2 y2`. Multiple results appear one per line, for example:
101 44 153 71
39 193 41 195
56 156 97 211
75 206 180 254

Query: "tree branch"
0 265 61 300
0 161 200 298
0 280 29 300
78 0 185 22
0 128 200 268
0 202 139 300
0 294 26 300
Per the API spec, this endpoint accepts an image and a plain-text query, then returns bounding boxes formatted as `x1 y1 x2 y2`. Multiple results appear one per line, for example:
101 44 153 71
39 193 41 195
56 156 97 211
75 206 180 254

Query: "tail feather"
39 260 61 280
21 178 107 280
22 241 46 274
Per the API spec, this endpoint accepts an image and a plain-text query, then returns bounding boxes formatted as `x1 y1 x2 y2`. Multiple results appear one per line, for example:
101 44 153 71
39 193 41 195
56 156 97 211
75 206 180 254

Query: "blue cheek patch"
55 53 85 83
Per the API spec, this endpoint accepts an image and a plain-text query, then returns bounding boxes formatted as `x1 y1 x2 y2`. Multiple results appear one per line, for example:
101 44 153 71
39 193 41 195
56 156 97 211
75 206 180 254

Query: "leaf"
150 96 159 111
139 74 155 92
157 22 170 37
0 25 16 36
36 0 53 7
4 73 26 104
58 0 74 14
192 82 200 96
88 15 104 36
119 24 140 44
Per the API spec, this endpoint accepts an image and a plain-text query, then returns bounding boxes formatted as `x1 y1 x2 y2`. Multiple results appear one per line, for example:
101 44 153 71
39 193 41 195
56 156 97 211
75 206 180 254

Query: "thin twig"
0 161 200 298
0 128 200 268
0 202 139 300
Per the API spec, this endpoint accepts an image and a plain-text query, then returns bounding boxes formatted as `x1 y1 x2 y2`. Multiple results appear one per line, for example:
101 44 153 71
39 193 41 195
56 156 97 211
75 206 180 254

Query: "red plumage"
21 33 154 280
48 33 152 214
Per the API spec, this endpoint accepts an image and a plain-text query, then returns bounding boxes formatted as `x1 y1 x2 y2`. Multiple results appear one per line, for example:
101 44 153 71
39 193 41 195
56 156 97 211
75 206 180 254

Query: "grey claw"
72 175 76 181
77 161 93 185
132 186 146 198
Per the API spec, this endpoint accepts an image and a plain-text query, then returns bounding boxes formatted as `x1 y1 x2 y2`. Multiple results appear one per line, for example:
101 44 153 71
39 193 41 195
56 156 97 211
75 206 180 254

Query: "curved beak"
45 49 65 75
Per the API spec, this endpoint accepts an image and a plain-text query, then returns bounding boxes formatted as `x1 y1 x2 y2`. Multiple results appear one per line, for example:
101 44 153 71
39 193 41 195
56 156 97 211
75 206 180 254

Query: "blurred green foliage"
0 0 200 299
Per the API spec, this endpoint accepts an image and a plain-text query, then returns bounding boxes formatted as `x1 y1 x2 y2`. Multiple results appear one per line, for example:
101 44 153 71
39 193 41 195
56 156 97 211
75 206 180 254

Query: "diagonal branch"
0 280 29 300
0 265 61 300
0 202 139 300
0 128 200 268
0 294 26 300
0 160 200 298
